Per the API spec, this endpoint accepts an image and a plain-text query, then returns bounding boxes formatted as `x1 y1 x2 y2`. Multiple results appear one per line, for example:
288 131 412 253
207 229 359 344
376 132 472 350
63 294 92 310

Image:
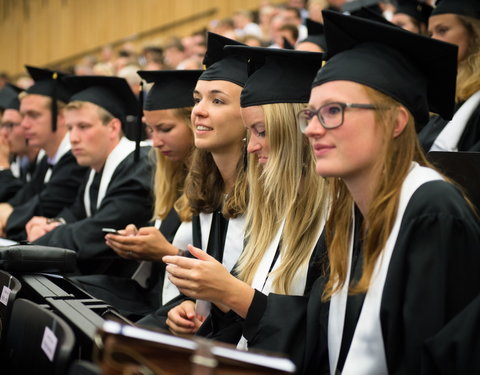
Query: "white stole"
162 213 246 305
430 90 480 152
237 216 326 350
10 156 21 178
162 220 194 304
131 219 162 288
163 212 213 304
44 133 71 183
83 137 135 217
328 163 443 375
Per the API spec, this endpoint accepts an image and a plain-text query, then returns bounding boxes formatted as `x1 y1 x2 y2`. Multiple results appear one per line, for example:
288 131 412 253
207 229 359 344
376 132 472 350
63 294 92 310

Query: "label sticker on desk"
41 326 58 362
0 286 10 306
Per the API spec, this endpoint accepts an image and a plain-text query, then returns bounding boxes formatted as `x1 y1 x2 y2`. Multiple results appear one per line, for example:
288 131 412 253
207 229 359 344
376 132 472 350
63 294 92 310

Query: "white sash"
44 133 71 183
163 212 212 305
250 220 286 294
430 90 480 152
162 220 194 304
238 215 326 350
10 156 21 178
131 219 162 288
162 214 246 305
83 137 135 217
328 163 443 375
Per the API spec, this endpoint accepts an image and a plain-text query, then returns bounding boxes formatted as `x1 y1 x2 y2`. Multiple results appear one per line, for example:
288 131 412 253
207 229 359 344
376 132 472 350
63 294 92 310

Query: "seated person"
26 76 153 275
0 83 42 201
0 66 88 239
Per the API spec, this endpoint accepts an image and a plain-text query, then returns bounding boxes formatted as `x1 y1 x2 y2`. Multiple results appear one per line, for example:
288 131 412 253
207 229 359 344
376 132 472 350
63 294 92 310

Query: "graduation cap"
62 75 138 125
312 10 458 128
25 65 71 132
432 0 480 19
62 75 142 160
350 6 393 25
224 46 324 107
395 0 433 25
0 83 22 111
199 32 248 87
299 18 327 51
137 70 203 110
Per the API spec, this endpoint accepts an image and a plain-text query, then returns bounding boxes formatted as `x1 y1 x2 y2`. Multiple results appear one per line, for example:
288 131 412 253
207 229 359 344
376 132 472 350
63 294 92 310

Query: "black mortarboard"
62 75 138 125
312 10 458 128
224 46 324 107
431 0 480 19
0 83 22 111
395 1 433 24
350 6 392 26
299 19 327 51
199 32 248 87
137 70 203 110
25 65 71 132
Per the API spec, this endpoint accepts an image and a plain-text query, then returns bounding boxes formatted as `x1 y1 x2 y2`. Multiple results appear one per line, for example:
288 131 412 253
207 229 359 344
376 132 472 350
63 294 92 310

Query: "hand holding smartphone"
102 227 121 235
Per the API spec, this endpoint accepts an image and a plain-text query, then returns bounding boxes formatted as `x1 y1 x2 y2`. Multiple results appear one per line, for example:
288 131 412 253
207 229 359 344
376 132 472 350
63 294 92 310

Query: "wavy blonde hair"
152 107 193 222
322 86 434 301
235 103 327 294
456 15 480 102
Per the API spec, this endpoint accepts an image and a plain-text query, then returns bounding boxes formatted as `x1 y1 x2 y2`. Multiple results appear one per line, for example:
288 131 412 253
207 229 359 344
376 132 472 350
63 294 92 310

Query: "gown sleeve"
6 152 88 240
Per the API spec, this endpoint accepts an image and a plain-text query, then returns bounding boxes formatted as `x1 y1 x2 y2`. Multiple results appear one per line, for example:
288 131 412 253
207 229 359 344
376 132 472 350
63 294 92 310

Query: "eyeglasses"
297 102 388 133
0 121 20 130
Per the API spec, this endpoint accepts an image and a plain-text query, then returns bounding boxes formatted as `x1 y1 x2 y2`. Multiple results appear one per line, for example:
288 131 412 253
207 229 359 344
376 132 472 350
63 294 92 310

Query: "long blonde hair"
322 86 433 301
235 103 327 294
456 15 480 102
152 107 193 222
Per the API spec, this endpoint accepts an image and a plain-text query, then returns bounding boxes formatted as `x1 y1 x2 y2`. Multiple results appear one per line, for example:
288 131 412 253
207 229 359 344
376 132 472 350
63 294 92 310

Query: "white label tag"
0 286 11 306
41 326 58 362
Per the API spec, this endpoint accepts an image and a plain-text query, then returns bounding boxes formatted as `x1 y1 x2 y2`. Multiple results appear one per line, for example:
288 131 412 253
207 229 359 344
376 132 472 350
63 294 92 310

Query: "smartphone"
102 227 121 235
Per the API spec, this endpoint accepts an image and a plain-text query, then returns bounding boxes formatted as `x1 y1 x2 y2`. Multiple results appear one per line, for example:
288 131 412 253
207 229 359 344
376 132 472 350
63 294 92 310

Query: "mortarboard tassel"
134 81 144 162
51 72 58 132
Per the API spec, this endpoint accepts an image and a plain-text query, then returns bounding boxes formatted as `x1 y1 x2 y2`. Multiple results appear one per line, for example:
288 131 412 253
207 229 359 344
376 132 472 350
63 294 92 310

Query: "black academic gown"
137 210 242 329
32 146 153 275
196 230 327 346
0 155 40 201
419 101 480 151
243 181 480 375
5 151 88 240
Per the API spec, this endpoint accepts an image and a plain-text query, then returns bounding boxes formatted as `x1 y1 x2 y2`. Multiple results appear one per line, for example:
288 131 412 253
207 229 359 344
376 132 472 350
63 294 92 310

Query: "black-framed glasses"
297 102 388 133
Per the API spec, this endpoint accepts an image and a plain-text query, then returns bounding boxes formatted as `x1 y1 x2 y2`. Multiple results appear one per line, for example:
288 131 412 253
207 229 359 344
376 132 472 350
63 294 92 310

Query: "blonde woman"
420 0 480 151
237 11 480 374
164 47 327 347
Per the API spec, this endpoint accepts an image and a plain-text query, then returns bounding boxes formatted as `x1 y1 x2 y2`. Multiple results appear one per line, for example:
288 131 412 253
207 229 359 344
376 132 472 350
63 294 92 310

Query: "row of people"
81 2 479 374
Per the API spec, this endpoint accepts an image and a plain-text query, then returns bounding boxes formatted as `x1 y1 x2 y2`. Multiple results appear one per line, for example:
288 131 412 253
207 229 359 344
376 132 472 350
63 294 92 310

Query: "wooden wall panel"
0 0 283 77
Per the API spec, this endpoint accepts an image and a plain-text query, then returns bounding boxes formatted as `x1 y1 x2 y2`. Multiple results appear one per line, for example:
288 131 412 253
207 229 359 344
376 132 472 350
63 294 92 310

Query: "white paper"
0 286 11 306
41 326 58 362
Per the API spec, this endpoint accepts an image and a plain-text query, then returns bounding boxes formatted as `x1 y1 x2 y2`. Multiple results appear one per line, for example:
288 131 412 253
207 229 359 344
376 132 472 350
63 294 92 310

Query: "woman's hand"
163 245 255 318
163 245 234 304
105 224 178 261
165 300 205 336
